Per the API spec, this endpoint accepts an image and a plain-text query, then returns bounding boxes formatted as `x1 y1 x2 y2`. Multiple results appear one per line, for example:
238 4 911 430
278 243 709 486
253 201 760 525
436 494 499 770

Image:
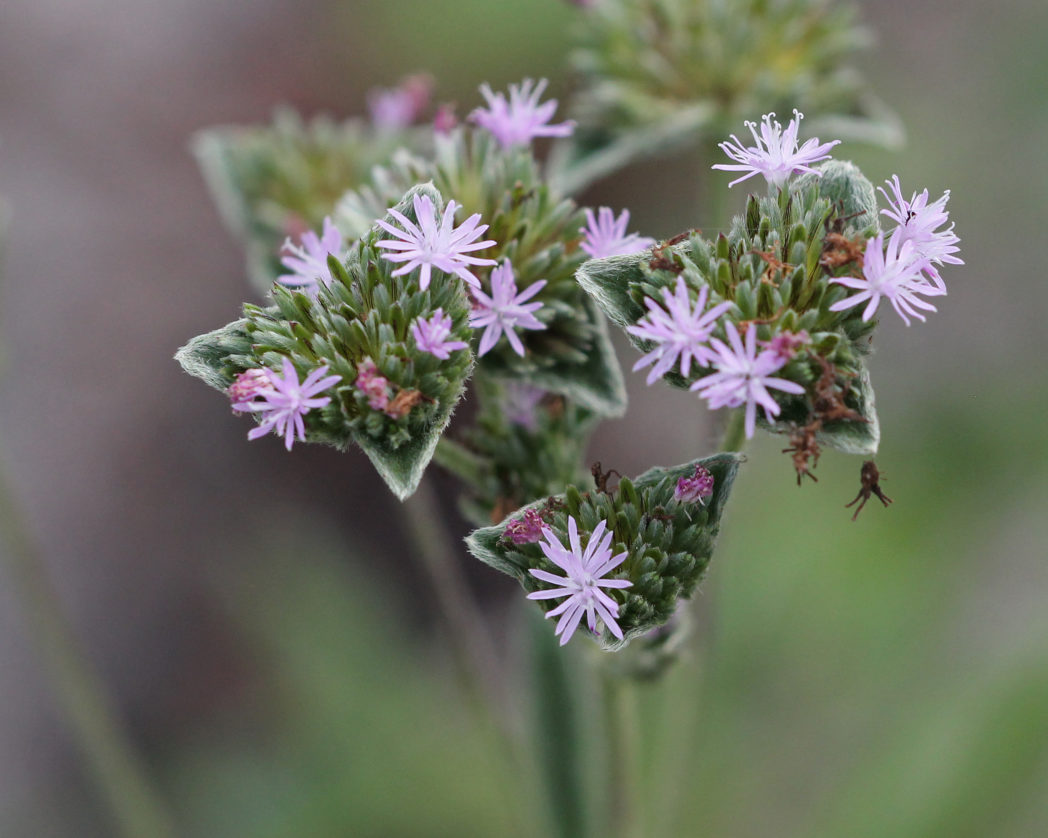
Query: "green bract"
337 129 627 417
466 454 741 649
577 161 882 455
553 0 902 193
176 184 474 499
193 108 431 294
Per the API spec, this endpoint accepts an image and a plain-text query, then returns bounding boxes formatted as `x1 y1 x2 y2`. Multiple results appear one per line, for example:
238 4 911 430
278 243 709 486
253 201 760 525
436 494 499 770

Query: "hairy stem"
0 451 175 838
719 407 748 453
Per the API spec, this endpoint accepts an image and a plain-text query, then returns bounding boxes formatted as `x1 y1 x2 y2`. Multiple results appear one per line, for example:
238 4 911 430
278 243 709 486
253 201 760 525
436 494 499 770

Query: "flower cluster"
469 260 547 357
375 193 496 290
505 508 546 545
674 465 714 505
470 78 574 149
580 207 654 259
277 216 344 294
526 517 632 645
713 110 840 188
234 358 341 451
355 358 390 411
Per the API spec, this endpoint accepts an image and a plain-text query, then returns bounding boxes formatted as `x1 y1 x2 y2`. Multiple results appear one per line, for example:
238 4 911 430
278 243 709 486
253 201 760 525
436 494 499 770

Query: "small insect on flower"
579 207 655 259
469 259 547 357
239 358 341 451
627 277 734 385
411 308 469 360
878 175 962 293
527 517 632 646
277 217 344 295
375 193 496 291
470 78 575 149
712 110 840 188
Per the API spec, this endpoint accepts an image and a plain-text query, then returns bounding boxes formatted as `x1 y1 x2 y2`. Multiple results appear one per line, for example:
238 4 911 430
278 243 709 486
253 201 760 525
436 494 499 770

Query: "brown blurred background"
1 1 1046 836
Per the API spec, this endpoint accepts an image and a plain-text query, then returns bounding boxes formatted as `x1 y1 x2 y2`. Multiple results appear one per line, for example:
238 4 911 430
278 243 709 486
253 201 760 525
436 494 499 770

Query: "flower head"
375 194 496 291
501 382 547 431
277 217 344 294
829 230 943 326
505 509 546 545
712 110 840 188
367 74 432 131
691 323 806 439
527 517 632 645
228 368 274 412
469 260 547 357
626 277 734 384
239 358 341 451
411 308 469 360
762 330 810 364
433 104 458 135
674 465 714 505
579 207 655 259
470 78 575 149
879 175 962 292
354 358 390 411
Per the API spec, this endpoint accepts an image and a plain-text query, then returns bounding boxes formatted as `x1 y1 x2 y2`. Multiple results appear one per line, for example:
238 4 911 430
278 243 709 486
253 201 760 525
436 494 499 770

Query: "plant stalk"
0 451 175 838
602 669 643 838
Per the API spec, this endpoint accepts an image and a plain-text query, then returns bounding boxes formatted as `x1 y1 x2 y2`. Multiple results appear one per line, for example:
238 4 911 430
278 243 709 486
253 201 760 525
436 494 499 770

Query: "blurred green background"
0 0 1046 835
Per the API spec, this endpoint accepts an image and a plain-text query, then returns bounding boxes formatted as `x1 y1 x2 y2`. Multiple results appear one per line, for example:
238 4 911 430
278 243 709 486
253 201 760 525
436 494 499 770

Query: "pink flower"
375 194 496 291
469 260 547 357
239 358 341 451
626 277 733 384
506 509 546 545
526 517 632 646
829 230 944 326
691 323 805 439
354 358 390 411
411 308 469 360
712 110 840 188
879 175 961 293
674 465 714 505
470 79 575 149
367 74 432 131
579 207 655 259
277 217 344 294
762 330 810 363
228 368 274 412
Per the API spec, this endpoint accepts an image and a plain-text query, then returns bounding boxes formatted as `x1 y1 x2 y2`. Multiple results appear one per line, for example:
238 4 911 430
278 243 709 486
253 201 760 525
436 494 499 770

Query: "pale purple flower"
367 74 432 131
469 260 547 357
626 277 734 384
712 110 840 188
579 207 655 259
879 175 962 292
829 230 944 326
240 358 341 451
527 517 632 646
411 308 469 360
355 358 390 411
277 216 344 294
375 194 496 291
502 382 547 430
691 322 806 439
228 368 274 412
506 509 546 545
674 465 714 505
470 79 575 149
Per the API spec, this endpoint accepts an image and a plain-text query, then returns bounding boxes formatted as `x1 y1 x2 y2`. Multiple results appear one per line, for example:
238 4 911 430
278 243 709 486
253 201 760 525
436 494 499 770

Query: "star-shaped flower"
626 277 733 384
277 217 344 294
470 78 575 149
712 110 840 188
879 175 962 292
829 230 944 326
239 358 341 451
469 260 547 357
526 516 632 646
375 194 496 291
579 207 655 259
411 308 469 360
691 322 806 439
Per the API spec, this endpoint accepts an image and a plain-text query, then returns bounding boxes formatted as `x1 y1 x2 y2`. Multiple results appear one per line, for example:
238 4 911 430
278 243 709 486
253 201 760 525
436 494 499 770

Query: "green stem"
719 407 748 453
433 437 487 487
602 669 643 838
0 451 175 838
